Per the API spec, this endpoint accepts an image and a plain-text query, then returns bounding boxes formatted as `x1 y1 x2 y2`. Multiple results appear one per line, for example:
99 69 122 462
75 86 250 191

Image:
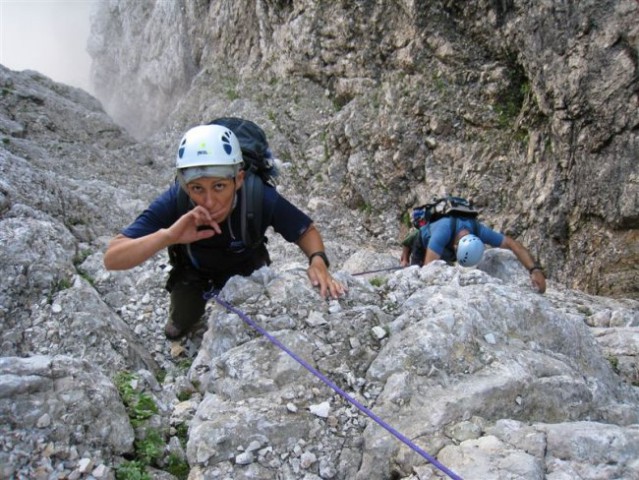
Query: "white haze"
0 0 97 93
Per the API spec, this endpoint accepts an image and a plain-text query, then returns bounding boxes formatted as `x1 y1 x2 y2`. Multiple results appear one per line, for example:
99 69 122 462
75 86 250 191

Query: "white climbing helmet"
456 234 484 267
175 124 244 182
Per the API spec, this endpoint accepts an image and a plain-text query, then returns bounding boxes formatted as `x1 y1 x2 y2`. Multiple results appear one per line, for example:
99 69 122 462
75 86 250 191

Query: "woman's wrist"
309 251 330 268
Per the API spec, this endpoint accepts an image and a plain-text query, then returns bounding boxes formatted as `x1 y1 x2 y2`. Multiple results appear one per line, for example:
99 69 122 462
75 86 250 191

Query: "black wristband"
528 264 544 274
309 251 330 268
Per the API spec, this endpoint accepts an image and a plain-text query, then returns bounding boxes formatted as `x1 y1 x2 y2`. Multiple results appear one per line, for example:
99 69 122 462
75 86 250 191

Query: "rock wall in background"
89 0 639 299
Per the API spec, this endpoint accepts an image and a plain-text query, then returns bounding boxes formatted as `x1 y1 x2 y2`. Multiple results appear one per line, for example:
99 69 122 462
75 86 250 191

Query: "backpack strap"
451 217 457 247
241 172 272 249
471 218 480 236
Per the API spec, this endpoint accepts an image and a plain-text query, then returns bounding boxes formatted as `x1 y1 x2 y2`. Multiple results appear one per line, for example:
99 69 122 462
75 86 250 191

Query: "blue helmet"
456 234 484 267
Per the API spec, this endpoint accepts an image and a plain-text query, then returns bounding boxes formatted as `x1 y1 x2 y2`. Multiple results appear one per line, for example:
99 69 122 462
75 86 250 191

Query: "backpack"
408 195 480 265
175 117 279 251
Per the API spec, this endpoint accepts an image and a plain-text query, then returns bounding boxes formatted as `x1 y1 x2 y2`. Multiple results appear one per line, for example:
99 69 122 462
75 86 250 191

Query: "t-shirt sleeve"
477 223 504 248
121 186 179 239
267 188 313 243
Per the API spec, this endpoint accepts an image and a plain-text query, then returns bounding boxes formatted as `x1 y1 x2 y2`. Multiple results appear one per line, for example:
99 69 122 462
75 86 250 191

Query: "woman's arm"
104 231 173 270
296 224 345 299
103 205 221 270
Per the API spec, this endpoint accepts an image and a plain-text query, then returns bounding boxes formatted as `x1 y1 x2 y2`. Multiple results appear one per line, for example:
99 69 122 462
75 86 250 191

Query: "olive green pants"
168 276 209 333
164 245 270 339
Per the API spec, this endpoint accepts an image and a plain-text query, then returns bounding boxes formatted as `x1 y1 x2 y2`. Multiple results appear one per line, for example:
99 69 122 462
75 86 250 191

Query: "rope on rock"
206 291 463 480
351 265 405 276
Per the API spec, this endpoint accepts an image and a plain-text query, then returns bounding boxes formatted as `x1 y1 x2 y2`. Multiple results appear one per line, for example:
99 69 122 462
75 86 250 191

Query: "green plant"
73 249 91 265
48 277 72 303
226 84 239 100
135 428 164 465
115 372 136 401
56 277 72 291
2 137 9 145
175 423 189 449
155 369 167 384
401 211 411 228
495 60 530 129
115 371 159 427
177 391 192 402
131 394 159 425
166 454 189 480
369 277 385 287
115 460 151 480
359 203 372 215
177 358 193 371
607 355 620 374
79 271 95 286
114 372 180 477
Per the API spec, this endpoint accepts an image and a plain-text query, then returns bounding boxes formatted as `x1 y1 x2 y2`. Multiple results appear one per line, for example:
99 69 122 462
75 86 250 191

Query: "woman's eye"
213 183 226 191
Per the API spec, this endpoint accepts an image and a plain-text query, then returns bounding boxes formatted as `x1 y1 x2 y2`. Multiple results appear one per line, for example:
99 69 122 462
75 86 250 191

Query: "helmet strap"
176 170 190 193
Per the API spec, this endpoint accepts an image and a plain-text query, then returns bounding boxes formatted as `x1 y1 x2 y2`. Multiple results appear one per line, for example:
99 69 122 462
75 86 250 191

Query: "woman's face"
186 171 245 223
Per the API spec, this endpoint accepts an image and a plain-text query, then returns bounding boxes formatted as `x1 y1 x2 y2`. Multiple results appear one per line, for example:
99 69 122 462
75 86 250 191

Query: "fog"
0 0 97 93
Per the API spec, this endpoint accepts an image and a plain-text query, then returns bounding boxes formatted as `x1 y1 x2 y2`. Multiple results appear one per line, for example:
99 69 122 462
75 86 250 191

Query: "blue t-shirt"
122 182 312 274
420 217 504 262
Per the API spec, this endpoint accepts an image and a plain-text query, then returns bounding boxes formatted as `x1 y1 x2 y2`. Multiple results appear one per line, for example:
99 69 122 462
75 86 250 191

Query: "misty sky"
0 0 97 93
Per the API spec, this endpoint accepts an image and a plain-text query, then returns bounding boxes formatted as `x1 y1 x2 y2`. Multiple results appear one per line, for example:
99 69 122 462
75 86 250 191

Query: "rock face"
89 0 639 299
1 2 638 479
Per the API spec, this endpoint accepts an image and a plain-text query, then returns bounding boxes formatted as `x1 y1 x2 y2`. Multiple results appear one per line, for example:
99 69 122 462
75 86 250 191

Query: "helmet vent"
222 131 233 155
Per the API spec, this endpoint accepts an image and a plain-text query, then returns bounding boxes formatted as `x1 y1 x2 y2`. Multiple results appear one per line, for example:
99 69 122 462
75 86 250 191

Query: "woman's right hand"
166 205 222 245
104 206 224 271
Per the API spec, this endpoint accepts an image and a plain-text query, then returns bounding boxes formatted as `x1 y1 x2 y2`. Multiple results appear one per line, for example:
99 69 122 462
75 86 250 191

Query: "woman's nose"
203 191 217 208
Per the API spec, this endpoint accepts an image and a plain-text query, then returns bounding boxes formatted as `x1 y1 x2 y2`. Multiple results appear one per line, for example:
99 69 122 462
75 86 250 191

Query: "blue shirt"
420 217 504 262
122 182 312 274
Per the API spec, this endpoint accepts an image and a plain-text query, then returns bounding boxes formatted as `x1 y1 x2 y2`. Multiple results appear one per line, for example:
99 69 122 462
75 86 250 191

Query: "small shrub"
166 454 189 480
177 358 193 371
135 428 164 465
114 371 159 426
175 423 189 448
73 249 91 265
115 461 150 480
177 391 192 402
607 355 620 374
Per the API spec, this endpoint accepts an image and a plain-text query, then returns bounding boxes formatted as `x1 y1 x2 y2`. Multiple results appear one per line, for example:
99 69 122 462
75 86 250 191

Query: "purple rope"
209 293 463 480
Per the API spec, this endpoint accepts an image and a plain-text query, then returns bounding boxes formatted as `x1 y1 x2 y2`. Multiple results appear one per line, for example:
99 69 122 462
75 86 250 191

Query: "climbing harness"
204 289 463 480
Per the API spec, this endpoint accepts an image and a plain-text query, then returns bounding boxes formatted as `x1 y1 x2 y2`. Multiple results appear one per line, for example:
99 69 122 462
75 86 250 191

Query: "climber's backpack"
175 117 279 250
409 195 480 265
